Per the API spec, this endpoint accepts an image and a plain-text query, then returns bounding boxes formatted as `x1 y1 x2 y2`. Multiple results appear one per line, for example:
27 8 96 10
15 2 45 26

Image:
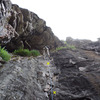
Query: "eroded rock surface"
0 55 59 100
1 0 100 100
0 0 62 52
51 49 100 100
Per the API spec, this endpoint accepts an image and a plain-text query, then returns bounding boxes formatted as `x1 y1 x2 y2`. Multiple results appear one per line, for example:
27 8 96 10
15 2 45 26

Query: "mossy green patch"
0 46 11 61
14 49 40 57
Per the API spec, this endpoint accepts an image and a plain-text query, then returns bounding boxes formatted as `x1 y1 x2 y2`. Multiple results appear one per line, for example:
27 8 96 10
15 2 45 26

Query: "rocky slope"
66 37 92 49
66 37 100 55
1 48 100 100
0 0 62 52
1 0 100 100
51 48 100 100
0 55 59 100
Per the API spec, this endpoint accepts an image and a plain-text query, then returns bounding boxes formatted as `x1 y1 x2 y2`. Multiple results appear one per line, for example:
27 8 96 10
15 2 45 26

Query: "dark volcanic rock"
51 49 100 100
85 41 100 53
0 1 62 52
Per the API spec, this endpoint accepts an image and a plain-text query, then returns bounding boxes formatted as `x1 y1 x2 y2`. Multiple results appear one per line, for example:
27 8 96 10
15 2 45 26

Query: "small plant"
56 46 67 51
0 46 11 61
56 43 76 51
64 41 76 50
14 49 40 57
14 49 31 56
30 50 40 57
66 44 76 50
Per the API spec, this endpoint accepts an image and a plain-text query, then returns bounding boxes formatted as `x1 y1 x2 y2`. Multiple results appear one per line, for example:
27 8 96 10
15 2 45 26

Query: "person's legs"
43 49 46 59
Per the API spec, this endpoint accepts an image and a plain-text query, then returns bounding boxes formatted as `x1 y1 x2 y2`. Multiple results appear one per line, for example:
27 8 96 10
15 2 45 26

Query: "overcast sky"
11 0 100 41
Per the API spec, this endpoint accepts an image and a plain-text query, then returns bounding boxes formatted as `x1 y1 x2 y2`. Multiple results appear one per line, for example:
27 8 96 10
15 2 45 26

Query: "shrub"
0 46 11 61
30 50 40 57
14 49 40 57
14 49 31 56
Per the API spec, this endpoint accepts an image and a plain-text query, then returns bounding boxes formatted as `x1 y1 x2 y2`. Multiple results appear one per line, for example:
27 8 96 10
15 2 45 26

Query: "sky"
10 0 100 41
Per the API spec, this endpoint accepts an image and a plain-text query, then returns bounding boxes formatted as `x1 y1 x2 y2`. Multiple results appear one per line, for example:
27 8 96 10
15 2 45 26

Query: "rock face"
0 1 62 52
51 49 100 100
0 0 17 43
0 55 59 100
1 0 100 100
1 48 100 100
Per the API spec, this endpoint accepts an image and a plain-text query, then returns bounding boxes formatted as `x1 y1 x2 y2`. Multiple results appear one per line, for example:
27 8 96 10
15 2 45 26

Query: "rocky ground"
51 48 100 100
0 55 59 100
66 37 100 53
0 48 100 100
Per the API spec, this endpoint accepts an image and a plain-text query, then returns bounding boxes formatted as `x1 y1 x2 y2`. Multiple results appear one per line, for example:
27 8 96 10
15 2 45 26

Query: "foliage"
56 46 67 51
66 44 76 50
64 41 76 50
56 41 76 51
0 46 11 61
14 49 31 56
30 50 40 57
14 49 40 57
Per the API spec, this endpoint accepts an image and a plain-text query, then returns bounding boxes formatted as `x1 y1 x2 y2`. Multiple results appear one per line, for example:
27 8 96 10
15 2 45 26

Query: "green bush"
0 46 11 61
30 50 40 57
14 49 40 57
14 49 31 56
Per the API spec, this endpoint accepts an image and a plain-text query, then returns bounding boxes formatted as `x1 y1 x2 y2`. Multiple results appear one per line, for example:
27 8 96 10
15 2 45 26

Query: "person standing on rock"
43 46 50 59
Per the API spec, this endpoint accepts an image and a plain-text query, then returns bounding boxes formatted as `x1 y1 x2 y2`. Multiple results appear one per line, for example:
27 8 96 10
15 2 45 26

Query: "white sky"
10 0 100 41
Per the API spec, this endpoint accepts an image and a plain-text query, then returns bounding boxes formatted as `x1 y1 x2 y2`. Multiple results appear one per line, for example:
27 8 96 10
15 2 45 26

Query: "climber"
43 46 50 59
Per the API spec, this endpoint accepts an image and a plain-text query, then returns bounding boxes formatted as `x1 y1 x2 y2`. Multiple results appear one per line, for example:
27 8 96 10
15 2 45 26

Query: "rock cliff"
1 0 100 100
0 0 62 52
